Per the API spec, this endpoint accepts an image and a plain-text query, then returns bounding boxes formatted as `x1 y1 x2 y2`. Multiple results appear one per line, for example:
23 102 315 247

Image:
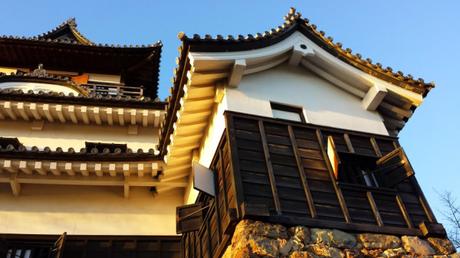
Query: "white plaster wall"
183 95 227 204
198 96 228 168
0 184 181 235
226 63 389 135
0 120 158 151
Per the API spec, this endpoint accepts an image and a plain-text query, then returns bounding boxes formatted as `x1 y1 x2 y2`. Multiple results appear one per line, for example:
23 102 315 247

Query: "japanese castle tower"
0 8 456 258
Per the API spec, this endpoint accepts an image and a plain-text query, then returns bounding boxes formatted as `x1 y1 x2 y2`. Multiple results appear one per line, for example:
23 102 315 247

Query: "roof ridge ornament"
30 64 47 77
65 17 77 27
36 18 95 46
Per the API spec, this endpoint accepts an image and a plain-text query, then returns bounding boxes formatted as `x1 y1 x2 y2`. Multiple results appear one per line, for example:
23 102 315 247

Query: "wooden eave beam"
362 84 388 111
0 174 187 187
228 59 246 87
0 100 164 127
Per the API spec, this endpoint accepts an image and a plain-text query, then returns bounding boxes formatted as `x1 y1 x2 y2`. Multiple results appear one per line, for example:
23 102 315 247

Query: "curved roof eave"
178 7 434 97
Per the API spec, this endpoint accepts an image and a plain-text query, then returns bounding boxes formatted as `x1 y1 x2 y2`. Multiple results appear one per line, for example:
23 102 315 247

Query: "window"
327 136 414 188
270 102 305 123
337 152 379 187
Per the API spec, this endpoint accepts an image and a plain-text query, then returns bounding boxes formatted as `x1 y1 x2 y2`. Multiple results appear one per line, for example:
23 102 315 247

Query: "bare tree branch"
439 191 460 248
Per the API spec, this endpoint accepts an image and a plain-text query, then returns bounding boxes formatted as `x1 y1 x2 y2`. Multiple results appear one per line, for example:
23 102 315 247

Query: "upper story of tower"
0 18 162 100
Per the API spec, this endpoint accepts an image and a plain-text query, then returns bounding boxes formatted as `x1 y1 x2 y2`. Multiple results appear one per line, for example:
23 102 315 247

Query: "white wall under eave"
226 63 389 136
0 120 158 151
182 96 227 204
0 185 181 235
198 96 228 168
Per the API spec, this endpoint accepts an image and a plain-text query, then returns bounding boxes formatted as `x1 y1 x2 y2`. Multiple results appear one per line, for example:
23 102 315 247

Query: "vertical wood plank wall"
180 111 441 258
225 112 433 234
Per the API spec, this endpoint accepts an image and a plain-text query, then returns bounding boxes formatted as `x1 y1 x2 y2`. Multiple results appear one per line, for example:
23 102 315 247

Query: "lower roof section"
0 99 163 127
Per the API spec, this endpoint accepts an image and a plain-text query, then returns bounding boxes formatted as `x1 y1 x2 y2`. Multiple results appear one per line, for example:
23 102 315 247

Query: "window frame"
270 102 306 123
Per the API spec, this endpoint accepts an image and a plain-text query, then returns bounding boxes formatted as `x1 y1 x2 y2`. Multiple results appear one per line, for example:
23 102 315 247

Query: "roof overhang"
0 98 163 128
158 9 434 203
0 158 187 197
160 27 429 192
187 31 422 134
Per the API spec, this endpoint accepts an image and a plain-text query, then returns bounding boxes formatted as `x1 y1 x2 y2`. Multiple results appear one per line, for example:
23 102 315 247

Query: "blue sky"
1 0 459 229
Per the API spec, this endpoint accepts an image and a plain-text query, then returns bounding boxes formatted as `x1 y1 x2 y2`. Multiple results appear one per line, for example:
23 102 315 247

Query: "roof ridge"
36 17 95 45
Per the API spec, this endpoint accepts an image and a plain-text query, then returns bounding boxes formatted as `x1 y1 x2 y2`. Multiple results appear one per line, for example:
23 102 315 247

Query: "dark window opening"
270 102 305 123
327 136 414 189
338 152 379 187
84 142 127 154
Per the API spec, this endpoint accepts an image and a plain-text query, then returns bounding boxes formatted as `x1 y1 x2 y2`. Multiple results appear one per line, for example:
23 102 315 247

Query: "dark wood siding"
223 111 440 236
180 111 444 258
0 235 181 258
181 135 237 258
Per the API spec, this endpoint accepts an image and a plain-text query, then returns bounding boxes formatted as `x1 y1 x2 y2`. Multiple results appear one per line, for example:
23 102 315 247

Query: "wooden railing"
81 83 144 98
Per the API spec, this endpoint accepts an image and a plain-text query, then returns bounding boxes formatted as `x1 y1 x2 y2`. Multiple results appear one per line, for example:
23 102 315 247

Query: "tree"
439 191 460 248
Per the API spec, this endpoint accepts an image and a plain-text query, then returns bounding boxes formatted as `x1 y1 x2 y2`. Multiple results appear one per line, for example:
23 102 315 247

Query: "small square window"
270 102 305 123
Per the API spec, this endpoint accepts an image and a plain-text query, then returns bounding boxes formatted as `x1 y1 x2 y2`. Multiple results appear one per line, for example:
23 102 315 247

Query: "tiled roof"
159 7 434 155
37 17 95 45
1 18 160 49
0 70 88 94
177 7 434 96
0 19 163 99
0 144 159 161
0 87 166 109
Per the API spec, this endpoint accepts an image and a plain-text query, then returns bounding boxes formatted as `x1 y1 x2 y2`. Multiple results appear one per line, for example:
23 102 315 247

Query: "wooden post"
213 169 223 242
396 194 414 228
218 149 229 210
224 114 246 218
288 125 317 218
370 137 383 157
258 120 282 215
411 177 436 223
367 191 384 226
343 133 355 153
316 129 351 223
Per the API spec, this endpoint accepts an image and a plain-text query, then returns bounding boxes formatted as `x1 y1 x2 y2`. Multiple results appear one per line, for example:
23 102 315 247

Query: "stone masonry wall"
222 220 458 258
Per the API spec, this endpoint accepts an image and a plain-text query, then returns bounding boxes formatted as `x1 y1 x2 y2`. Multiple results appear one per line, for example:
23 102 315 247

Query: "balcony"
81 83 144 99
0 67 144 99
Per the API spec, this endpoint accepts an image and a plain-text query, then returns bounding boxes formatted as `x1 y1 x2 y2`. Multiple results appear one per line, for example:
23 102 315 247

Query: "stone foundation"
222 220 458 258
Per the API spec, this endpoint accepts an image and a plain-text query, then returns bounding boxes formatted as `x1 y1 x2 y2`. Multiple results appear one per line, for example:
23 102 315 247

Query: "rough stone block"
289 251 317 258
232 219 288 242
247 237 280 257
381 247 406 258
307 244 344 258
357 233 401 249
311 228 356 248
428 237 456 255
402 236 436 256
289 226 311 245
